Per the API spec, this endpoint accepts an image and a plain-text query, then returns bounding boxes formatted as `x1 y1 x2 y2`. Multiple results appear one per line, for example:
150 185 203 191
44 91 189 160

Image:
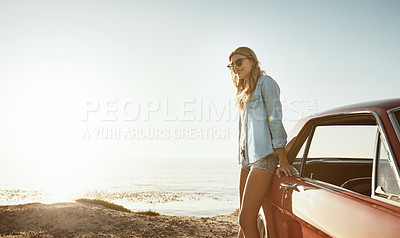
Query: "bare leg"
239 169 274 238
238 168 249 238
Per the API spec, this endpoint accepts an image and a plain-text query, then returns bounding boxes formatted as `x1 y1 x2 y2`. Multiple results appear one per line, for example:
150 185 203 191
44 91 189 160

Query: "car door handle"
280 183 297 191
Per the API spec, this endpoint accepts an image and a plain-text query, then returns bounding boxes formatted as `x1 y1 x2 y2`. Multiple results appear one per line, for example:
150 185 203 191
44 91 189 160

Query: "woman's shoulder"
258 74 278 87
258 74 281 97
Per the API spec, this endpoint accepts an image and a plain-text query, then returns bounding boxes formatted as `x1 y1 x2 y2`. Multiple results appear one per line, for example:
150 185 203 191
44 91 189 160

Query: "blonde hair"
229 47 265 110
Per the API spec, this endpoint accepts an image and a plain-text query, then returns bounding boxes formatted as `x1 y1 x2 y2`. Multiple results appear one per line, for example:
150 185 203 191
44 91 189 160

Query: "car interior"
290 114 379 197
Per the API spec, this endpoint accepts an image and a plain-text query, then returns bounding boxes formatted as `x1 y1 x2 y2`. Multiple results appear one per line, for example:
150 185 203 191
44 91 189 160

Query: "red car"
261 98 400 238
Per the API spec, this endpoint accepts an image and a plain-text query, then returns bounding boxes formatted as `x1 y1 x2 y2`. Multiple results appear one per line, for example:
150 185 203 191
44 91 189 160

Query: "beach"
0 202 238 237
0 158 240 218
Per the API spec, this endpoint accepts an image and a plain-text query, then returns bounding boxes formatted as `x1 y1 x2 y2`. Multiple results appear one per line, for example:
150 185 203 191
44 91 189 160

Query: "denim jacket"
238 74 287 164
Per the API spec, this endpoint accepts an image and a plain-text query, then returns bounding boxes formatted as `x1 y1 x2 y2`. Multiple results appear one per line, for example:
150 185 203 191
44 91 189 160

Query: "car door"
265 114 400 238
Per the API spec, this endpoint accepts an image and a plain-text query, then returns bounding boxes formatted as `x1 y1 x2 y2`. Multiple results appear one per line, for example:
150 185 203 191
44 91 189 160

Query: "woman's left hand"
276 161 297 178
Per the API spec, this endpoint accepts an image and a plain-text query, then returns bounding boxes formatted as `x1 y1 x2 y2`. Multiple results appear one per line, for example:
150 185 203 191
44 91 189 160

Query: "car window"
298 125 376 196
294 136 308 162
292 136 310 171
375 134 400 200
307 125 377 159
393 110 400 141
395 110 400 125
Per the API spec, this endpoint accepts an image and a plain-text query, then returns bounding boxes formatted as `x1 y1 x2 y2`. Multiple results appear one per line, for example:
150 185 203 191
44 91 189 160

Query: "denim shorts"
241 151 279 174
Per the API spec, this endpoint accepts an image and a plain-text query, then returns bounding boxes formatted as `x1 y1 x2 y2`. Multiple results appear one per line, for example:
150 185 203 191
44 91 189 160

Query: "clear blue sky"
0 0 399 177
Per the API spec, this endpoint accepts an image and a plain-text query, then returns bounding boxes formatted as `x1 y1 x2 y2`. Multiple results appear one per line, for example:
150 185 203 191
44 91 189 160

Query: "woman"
228 47 296 238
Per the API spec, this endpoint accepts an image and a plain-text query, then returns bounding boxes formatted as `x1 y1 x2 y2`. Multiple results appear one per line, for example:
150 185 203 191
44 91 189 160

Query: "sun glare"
7 75 95 201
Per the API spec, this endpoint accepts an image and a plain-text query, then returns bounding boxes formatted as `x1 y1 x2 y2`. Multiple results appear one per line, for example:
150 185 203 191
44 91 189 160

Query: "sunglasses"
227 58 249 71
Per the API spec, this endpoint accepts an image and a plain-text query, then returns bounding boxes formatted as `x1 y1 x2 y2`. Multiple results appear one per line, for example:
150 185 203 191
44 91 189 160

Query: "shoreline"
0 202 238 237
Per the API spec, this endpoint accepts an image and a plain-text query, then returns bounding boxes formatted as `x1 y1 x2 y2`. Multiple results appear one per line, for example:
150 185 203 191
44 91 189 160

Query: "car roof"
320 98 400 115
288 98 400 142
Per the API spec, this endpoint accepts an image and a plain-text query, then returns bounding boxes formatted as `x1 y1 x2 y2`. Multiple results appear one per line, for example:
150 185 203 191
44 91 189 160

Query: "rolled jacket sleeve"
261 77 287 148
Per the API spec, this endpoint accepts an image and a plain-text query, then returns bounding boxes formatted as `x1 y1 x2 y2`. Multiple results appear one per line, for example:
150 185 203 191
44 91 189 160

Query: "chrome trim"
387 106 400 114
371 129 379 201
280 183 297 190
372 194 400 207
388 107 400 143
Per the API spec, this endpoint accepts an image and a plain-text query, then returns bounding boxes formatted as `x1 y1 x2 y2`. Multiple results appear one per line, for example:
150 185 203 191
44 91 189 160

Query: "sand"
0 202 238 237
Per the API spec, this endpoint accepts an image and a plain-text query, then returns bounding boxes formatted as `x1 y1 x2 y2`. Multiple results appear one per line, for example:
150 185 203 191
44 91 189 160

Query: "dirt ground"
0 202 239 238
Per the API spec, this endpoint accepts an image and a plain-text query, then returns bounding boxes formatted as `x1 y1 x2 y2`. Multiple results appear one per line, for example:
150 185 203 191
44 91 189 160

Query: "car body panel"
267 176 400 238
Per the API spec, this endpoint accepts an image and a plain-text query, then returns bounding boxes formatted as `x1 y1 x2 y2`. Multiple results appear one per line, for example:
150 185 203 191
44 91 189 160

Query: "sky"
0 0 399 179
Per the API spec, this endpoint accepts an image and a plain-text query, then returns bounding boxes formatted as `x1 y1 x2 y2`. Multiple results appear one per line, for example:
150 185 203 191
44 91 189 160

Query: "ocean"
0 158 240 217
